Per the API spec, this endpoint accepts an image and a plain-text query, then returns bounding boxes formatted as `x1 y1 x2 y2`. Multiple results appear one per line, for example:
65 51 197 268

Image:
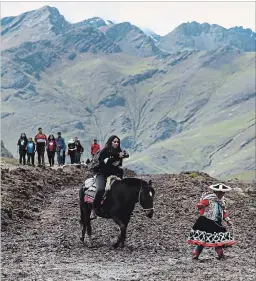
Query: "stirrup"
90 210 97 220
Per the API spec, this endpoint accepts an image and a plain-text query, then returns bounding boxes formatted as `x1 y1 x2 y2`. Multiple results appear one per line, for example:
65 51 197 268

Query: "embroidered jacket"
195 192 231 223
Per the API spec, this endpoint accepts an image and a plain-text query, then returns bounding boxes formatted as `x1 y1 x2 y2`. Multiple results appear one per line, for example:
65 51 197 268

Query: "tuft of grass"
1 157 19 165
188 172 198 178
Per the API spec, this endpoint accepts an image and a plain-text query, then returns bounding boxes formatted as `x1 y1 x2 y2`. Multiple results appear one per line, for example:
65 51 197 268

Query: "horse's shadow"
80 237 135 252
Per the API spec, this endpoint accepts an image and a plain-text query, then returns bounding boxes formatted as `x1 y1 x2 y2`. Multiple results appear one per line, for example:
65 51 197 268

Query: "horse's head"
139 179 155 218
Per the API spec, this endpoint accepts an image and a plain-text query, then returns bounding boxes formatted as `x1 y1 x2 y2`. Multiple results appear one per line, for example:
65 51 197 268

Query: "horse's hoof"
119 242 124 249
87 243 94 248
111 242 119 249
88 241 93 248
80 237 84 243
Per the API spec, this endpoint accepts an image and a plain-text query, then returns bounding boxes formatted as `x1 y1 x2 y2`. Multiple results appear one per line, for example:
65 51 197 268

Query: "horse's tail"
79 186 85 225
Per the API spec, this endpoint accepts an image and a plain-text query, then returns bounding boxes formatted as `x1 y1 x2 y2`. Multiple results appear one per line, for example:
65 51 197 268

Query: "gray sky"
1 1 255 35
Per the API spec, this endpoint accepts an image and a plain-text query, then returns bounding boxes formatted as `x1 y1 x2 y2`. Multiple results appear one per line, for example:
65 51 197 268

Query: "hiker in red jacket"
47 134 57 167
34 127 47 166
91 139 100 157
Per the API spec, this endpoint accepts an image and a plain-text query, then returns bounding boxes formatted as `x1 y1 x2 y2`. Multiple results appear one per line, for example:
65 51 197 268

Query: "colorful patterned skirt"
187 216 236 247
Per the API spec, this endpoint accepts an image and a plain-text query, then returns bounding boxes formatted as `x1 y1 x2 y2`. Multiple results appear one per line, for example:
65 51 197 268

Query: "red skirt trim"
187 239 236 247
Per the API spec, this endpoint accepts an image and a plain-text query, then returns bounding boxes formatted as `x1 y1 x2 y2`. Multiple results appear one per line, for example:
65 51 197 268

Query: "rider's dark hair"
105 135 121 151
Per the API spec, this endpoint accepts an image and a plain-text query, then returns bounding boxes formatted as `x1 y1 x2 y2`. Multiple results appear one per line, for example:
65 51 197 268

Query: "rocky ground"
1 166 255 281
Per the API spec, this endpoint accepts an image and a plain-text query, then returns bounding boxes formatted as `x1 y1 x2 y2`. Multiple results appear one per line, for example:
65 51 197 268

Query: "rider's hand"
119 152 124 158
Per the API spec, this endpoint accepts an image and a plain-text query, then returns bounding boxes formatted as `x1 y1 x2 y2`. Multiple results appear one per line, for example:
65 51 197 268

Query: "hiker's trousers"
93 174 107 209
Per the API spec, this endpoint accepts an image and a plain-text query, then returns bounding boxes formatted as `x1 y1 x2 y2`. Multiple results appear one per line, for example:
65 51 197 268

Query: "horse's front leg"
119 215 131 248
112 216 126 248
80 204 86 243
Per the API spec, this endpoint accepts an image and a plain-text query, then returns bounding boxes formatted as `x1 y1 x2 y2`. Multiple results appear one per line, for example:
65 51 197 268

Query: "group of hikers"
17 127 101 167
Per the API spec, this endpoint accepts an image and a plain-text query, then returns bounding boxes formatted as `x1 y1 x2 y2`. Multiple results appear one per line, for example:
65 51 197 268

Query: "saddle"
83 175 121 204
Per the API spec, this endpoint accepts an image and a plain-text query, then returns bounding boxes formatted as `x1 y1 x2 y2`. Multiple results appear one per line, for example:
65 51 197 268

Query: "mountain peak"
158 21 256 53
1 6 70 49
36 5 60 14
73 17 114 29
175 21 221 36
141 27 161 42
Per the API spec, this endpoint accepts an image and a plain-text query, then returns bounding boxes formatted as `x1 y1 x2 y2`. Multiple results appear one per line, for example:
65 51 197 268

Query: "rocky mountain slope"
157 21 256 53
1 6 255 178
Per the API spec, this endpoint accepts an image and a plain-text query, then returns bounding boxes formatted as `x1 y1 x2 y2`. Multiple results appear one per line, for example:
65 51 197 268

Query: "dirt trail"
1 167 255 280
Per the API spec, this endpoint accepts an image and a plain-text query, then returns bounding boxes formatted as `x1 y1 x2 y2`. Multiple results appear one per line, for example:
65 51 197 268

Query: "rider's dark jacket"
98 147 129 177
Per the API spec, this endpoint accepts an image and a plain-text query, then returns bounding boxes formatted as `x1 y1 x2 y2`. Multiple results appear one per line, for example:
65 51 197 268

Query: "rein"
138 178 154 212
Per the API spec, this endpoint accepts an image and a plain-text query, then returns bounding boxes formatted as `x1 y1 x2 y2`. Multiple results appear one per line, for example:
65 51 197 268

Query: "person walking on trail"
74 137 84 164
17 133 28 165
187 183 236 260
56 132 66 166
47 134 57 167
67 138 77 164
34 127 47 166
91 139 100 157
26 137 36 166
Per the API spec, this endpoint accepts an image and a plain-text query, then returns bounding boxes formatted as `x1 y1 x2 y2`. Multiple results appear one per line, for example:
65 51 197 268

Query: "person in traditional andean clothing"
187 183 236 260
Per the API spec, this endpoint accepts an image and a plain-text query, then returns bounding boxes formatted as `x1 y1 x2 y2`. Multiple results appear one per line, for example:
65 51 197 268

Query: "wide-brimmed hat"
208 183 232 192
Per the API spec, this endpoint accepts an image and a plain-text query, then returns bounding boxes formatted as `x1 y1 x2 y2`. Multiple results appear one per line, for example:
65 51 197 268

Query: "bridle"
138 179 154 212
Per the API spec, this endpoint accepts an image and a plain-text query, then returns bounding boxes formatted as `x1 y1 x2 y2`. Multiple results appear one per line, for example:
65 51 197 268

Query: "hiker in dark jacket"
47 134 57 167
90 135 129 219
56 132 66 166
74 137 84 164
17 133 28 165
26 137 36 166
67 138 77 164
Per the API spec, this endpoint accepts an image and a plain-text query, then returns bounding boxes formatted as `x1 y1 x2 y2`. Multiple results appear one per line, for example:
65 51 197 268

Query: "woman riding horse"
90 135 129 219
79 177 155 248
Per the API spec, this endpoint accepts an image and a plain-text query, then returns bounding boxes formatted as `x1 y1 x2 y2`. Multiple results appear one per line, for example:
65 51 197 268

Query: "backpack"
88 149 101 173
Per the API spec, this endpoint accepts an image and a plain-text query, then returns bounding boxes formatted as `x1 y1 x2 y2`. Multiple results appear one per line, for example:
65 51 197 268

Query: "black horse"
79 177 155 248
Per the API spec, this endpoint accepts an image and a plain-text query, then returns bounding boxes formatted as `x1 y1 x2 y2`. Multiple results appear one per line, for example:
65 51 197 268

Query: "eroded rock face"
121 69 165 86
1 140 13 158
